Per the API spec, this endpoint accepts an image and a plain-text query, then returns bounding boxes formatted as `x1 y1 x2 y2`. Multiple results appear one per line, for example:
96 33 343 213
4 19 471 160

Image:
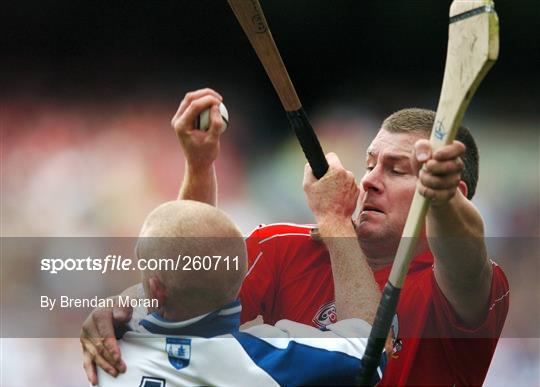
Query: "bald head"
137 200 247 321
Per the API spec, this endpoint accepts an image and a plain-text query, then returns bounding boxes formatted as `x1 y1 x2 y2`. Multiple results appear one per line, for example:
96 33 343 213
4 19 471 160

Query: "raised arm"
82 90 228 385
415 139 492 326
303 153 380 324
171 88 227 206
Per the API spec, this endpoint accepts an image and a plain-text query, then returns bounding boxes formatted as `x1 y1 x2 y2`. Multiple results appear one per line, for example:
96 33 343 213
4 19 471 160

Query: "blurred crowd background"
1 0 538 385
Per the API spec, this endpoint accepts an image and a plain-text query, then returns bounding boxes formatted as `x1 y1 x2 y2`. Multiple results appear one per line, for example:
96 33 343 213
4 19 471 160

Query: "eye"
391 169 406 176
366 166 374 172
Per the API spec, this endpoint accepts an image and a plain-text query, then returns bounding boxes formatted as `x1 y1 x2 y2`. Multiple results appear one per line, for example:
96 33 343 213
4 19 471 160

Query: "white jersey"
98 300 384 386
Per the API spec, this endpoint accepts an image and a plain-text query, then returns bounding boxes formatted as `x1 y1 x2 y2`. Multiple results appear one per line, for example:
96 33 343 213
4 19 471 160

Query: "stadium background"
1 0 538 385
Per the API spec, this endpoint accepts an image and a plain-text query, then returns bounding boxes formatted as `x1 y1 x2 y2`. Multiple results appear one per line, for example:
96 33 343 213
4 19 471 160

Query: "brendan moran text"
40 296 158 311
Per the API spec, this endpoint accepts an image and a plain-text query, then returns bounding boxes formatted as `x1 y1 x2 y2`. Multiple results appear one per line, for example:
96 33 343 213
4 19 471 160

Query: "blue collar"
138 300 241 338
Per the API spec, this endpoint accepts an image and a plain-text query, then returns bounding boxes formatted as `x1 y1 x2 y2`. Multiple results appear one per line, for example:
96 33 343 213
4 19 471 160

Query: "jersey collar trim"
138 300 241 338
374 251 434 286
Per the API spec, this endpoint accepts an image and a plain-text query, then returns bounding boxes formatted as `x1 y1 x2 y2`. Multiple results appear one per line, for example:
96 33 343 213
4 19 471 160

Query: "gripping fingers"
432 141 465 161
417 182 457 201
90 308 127 370
174 89 222 120
304 152 339 183
82 338 118 377
172 96 222 132
94 352 119 377
207 104 225 139
100 337 126 371
83 351 98 385
184 88 222 104
93 312 118 360
419 170 461 189
424 158 464 175
179 96 222 130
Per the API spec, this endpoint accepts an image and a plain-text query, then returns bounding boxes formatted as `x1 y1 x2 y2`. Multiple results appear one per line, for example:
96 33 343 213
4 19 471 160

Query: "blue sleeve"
233 331 382 386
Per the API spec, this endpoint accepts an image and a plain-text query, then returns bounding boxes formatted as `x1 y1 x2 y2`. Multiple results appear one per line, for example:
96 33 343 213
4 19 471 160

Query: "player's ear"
148 276 167 310
458 180 468 198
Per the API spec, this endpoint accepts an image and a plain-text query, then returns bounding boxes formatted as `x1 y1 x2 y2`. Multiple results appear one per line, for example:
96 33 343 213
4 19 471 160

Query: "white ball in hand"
196 102 228 132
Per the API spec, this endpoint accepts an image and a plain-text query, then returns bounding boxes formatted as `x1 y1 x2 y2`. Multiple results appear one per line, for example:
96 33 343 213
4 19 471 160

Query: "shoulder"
490 260 509 288
242 223 329 288
246 222 315 242
486 260 510 312
245 223 317 253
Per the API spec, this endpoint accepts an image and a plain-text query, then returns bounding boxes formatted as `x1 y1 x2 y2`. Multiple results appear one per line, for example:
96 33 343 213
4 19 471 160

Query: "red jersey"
239 223 509 386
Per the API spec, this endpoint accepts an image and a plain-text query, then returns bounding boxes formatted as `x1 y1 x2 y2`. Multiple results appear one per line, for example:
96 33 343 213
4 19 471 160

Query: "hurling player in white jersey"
93 200 384 387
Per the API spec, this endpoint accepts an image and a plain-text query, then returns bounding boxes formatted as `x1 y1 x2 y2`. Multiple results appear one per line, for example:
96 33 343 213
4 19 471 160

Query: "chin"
355 222 380 241
356 223 394 245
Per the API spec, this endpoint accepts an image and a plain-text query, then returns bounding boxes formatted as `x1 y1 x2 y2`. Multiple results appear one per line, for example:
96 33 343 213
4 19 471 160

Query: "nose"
361 165 384 193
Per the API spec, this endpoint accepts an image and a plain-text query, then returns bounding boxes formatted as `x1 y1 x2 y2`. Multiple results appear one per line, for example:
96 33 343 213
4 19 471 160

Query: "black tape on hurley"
357 282 401 386
286 108 329 179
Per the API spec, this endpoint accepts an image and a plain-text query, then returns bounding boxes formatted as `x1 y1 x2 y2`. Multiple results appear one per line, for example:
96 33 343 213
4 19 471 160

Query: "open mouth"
362 205 384 214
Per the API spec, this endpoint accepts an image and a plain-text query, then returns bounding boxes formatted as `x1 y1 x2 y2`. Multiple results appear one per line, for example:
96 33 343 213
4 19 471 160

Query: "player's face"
355 129 424 247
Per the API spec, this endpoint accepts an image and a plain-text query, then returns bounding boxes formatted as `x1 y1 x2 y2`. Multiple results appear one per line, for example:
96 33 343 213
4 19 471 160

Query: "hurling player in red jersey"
82 89 509 386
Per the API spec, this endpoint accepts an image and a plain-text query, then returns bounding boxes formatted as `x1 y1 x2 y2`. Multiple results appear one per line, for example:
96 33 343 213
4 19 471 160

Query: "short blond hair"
382 108 436 135
137 201 247 315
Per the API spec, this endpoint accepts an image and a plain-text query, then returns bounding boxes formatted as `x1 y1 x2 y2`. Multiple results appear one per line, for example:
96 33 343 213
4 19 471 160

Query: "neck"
151 296 235 322
157 302 214 322
360 237 431 272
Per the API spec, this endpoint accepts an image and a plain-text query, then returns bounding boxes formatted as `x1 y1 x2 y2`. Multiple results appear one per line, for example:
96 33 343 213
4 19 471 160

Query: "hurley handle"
286 108 329 179
357 282 400 385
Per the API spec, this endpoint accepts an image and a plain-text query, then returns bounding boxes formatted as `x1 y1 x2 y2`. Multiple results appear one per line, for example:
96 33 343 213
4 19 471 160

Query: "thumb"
303 162 316 187
414 139 432 163
325 152 342 168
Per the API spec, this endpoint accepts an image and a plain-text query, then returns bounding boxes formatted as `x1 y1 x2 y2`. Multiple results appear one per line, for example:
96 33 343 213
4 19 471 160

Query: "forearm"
319 219 379 324
177 161 217 206
428 191 492 324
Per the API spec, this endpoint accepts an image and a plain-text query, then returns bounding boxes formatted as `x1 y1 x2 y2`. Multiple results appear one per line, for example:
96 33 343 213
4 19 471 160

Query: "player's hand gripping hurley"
227 0 328 178
357 1 499 384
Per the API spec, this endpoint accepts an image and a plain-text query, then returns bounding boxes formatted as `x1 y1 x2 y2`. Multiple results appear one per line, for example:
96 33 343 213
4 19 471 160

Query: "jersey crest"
312 300 337 328
390 313 403 359
165 338 191 370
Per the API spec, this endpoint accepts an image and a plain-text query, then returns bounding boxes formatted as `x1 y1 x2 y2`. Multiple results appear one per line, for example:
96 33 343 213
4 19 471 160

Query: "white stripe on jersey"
244 251 263 278
259 233 312 245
